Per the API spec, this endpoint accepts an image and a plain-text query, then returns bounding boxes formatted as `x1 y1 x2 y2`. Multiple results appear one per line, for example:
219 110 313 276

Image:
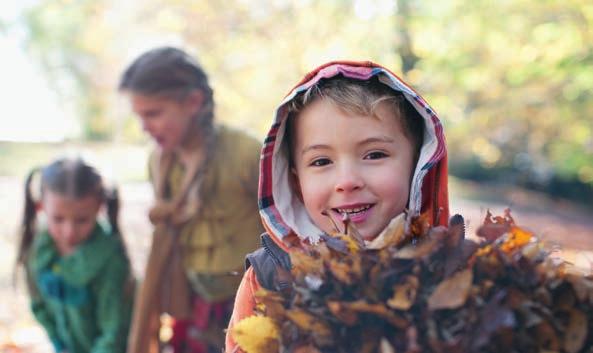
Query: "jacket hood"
258 61 449 248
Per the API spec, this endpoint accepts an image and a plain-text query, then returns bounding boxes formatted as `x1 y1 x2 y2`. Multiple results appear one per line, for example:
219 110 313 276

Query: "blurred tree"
19 0 593 200
410 0 593 196
138 0 401 134
22 0 117 140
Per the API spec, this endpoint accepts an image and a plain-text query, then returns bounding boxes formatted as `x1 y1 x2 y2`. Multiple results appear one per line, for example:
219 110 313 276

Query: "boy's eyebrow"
300 136 395 155
301 144 330 156
357 136 395 146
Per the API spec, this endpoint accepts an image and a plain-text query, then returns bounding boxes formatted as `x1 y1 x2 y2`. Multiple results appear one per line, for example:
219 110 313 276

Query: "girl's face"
291 98 415 240
41 191 101 256
130 92 202 151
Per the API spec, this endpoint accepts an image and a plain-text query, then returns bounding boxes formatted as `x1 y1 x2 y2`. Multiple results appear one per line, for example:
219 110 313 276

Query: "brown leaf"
393 236 441 259
366 213 406 250
409 213 430 237
428 269 473 310
535 321 560 350
565 272 593 304
344 300 408 328
326 301 358 326
290 249 323 278
387 276 419 310
327 257 362 285
476 223 509 242
563 309 588 353
285 309 332 337
255 289 286 320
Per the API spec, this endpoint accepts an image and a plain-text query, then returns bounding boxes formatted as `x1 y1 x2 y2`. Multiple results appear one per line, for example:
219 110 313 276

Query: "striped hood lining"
258 61 449 246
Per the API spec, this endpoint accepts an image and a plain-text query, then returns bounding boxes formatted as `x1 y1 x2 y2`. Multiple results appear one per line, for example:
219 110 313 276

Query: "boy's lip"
332 203 374 212
329 203 375 225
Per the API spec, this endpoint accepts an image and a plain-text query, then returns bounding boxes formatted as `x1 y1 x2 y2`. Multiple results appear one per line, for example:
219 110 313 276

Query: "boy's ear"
289 168 303 202
35 201 43 212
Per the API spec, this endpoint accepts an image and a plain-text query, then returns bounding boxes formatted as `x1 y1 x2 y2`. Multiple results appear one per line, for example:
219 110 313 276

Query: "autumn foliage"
232 210 593 353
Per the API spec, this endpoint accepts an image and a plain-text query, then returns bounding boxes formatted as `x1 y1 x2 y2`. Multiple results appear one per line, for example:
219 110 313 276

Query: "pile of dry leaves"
231 210 593 353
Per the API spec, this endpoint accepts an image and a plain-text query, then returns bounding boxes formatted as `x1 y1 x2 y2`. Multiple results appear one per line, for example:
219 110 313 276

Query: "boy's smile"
291 98 415 240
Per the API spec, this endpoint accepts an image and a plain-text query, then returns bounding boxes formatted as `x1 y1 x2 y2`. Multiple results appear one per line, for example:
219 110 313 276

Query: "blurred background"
0 0 591 351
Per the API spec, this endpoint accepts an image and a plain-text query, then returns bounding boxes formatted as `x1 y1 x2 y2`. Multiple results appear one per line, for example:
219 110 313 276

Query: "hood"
258 61 449 249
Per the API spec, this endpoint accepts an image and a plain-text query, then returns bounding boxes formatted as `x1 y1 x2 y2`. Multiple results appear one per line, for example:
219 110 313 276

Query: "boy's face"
291 98 415 240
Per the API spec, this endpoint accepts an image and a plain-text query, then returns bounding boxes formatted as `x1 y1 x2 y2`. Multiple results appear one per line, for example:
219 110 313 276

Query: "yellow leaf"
231 315 279 353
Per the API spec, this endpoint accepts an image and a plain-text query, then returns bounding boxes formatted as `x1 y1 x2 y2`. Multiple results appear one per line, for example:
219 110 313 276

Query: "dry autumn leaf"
387 275 419 310
247 211 593 353
564 309 588 353
428 269 473 310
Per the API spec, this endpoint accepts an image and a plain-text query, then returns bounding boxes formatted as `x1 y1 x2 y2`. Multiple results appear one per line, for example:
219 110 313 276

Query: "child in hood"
225 61 450 352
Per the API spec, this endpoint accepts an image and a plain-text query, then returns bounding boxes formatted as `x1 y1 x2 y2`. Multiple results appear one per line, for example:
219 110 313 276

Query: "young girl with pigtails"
15 157 134 353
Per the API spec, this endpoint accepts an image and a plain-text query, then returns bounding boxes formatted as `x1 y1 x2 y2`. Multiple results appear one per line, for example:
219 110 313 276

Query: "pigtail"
14 167 40 286
105 186 121 236
105 186 131 264
17 168 40 268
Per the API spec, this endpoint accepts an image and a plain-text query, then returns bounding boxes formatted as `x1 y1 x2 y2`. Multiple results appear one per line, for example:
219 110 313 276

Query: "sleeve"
30 295 65 353
90 253 134 353
225 267 261 353
27 264 65 353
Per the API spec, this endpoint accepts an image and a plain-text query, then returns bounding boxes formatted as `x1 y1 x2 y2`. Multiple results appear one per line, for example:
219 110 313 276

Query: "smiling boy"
225 61 450 353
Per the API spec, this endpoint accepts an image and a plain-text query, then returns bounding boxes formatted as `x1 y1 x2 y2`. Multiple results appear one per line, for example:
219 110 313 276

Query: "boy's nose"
334 166 365 192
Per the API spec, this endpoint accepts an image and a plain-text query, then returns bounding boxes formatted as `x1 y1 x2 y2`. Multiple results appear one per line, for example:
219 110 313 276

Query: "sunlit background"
0 0 592 351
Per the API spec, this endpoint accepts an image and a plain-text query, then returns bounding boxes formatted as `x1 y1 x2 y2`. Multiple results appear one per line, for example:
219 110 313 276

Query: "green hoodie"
28 223 134 353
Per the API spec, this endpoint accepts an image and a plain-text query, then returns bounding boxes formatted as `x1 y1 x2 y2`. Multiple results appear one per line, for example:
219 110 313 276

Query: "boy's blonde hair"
285 75 424 165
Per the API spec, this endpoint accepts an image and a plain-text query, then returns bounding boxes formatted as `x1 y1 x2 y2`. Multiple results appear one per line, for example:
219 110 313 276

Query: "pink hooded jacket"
225 61 450 352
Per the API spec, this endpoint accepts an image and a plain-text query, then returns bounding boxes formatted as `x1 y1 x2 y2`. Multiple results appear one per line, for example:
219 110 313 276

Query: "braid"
105 186 120 235
14 167 40 284
104 186 132 265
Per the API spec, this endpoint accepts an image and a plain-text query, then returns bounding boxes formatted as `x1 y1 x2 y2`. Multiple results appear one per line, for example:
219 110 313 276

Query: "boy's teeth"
337 205 370 214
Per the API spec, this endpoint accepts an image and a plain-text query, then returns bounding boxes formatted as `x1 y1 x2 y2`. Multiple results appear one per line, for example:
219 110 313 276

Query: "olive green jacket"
149 124 264 300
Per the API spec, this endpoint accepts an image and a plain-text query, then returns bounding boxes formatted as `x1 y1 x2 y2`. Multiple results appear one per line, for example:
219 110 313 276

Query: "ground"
0 176 591 353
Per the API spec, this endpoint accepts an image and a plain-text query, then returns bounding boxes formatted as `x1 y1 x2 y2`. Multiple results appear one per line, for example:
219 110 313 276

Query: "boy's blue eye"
365 151 388 160
310 158 331 167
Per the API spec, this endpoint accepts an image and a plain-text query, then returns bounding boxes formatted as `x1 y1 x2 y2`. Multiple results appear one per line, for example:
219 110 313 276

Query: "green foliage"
18 0 593 199
411 0 593 191
22 0 114 140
